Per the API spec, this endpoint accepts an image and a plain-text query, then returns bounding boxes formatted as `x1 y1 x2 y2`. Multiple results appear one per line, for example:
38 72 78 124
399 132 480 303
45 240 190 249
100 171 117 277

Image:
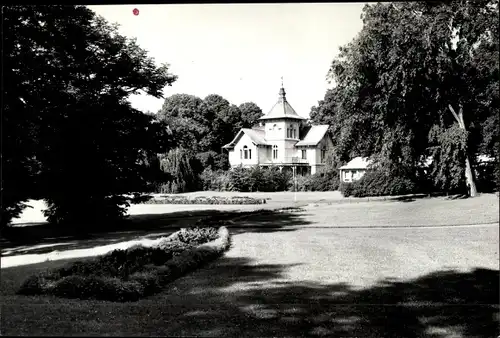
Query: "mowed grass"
1 193 499 336
302 193 499 228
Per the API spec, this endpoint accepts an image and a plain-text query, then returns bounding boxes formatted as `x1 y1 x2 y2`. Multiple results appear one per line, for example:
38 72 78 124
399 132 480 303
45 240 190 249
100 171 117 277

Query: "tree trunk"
448 104 478 197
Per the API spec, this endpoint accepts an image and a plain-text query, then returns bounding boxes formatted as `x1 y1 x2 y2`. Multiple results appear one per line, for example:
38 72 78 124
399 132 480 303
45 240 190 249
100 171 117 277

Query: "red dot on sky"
133 8 139 16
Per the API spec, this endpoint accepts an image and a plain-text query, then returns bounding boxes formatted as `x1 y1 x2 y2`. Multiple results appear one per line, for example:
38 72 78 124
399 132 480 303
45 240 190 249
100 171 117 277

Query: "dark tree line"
311 0 499 193
2 5 177 229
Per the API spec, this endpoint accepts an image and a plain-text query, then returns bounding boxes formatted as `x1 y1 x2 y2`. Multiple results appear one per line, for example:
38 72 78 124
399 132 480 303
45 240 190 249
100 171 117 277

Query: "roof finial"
281 76 284 88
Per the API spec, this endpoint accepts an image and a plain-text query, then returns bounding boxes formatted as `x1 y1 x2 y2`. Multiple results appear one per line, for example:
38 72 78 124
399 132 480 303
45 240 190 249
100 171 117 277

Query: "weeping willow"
159 148 201 193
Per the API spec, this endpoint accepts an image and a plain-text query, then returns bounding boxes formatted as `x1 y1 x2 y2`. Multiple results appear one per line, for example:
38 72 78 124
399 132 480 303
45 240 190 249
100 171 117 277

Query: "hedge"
141 195 267 205
340 169 419 197
18 227 231 302
292 171 340 192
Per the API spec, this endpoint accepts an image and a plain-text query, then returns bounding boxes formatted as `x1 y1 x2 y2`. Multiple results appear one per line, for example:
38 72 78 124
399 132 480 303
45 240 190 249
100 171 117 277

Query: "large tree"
158 93 262 171
313 0 498 193
238 102 264 129
157 94 209 153
2 5 177 228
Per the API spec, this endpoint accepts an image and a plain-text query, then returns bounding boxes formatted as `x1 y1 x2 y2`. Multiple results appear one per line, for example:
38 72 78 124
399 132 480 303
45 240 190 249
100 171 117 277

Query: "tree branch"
448 104 460 124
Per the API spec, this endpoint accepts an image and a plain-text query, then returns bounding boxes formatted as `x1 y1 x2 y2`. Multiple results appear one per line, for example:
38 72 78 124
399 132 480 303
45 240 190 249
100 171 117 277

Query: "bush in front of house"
199 165 293 192
339 169 418 197
200 168 233 191
339 182 355 197
292 170 339 192
18 227 231 302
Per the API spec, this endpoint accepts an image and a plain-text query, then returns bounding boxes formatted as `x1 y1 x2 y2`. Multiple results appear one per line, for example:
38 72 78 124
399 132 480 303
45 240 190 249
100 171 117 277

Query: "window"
286 127 290 138
301 149 307 160
321 147 326 163
249 149 252 159
240 149 242 159
272 145 278 159
292 126 296 139
243 145 248 159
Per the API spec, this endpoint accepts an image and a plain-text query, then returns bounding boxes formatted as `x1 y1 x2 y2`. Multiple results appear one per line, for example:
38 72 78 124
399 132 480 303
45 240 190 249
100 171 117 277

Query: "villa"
223 85 333 175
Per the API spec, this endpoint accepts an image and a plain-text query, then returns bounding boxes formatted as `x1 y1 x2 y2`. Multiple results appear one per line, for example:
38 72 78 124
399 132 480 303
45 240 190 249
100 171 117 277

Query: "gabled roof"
339 157 372 170
259 87 307 121
222 128 270 149
295 125 330 146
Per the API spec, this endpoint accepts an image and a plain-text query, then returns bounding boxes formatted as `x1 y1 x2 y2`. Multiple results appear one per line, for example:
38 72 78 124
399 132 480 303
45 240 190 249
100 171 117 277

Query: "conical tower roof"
259 84 306 121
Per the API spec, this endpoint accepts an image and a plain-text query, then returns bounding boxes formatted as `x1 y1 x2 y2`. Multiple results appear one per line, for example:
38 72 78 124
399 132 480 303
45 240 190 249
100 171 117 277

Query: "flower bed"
18 227 231 302
141 195 267 205
194 207 306 227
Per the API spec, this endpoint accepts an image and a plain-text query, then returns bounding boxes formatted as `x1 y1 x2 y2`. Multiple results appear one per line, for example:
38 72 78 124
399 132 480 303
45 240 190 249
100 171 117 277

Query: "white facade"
339 157 371 182
223 86 333 175
227 133 259 166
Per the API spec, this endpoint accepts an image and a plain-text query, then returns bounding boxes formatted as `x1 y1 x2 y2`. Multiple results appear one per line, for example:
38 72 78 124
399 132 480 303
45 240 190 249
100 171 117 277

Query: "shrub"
18 227 231 302
128 271 162 295
142 195 266 205
293 175 311 191
340 169 419 197
309 171 340 191
289 170 339 192
262 167 291 191
340 182 355 197
227 165 291 192
169 227 219 246
18 274 48 295
200 168 233 191
475 161 498 193
51 275 144 301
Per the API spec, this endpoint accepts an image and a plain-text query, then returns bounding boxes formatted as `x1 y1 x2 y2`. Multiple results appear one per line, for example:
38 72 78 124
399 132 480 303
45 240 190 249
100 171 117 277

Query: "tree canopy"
311 0 498 191
3 5 177 228
157 93 263 171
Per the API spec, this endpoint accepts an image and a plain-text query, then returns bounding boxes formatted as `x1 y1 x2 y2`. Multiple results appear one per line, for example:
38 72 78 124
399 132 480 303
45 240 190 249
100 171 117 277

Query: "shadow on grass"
382 192 471 203
150 262 500 337
1 208 311 256
1 254 498 337
146 257 499 337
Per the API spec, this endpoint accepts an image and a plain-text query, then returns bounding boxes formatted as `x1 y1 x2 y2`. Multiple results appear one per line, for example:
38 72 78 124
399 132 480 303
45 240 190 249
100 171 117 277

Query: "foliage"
262 167 292 192
339 182 355 197
200 168 233 191
312 1 499 192
293 170 340 192
227 166 291 192
157 94 263 172
238 102 264 129
340 170 418 198
18 227 230 302
428 125 468 193
167 227 220 246
142 195 266 205
3 5 177 228
475 161 498 193
158 148 203 193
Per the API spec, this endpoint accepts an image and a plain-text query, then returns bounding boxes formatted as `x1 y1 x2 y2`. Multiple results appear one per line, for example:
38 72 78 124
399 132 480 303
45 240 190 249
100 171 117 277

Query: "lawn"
1 193 498 336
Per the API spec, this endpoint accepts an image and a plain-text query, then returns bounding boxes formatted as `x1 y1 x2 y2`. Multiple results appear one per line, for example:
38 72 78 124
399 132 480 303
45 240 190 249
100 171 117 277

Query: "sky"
88 4 369 118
